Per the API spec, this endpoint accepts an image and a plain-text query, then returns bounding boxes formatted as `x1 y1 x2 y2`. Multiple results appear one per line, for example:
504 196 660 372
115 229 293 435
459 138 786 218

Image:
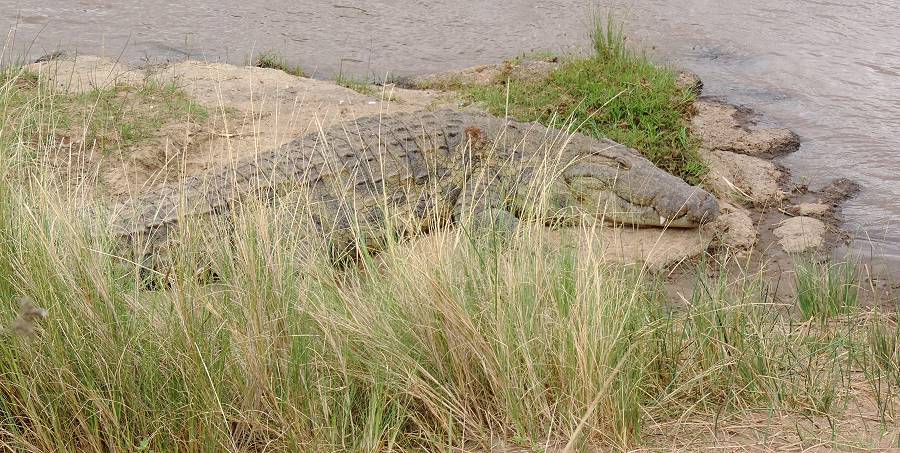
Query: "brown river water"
3 1 899 262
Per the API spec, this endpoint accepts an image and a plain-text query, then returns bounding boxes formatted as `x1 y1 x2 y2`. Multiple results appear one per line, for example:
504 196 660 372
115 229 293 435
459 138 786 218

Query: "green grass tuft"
795 259 860 320
253 50 305 77
0 67 207 154
592 14 627 61
336 74 377 96
461 18 706 184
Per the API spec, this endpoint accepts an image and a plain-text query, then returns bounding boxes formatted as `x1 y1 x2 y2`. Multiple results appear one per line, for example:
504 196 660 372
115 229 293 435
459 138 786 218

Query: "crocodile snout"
687 190 720 225
562 149 721 228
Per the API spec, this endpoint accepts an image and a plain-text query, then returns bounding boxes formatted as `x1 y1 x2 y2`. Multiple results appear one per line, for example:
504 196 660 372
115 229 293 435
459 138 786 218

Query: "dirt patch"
794 202 830 216
640 388 900 452
396 57 560 89
774 216 827 253
676 92 881 310
383 224 713 274
701 148 785 205
711 202 758 253
28 55 145 93
26 55 456 200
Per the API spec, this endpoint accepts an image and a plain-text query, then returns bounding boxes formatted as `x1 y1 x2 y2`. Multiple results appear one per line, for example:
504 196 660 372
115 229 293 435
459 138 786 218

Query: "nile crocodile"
112 109 719 259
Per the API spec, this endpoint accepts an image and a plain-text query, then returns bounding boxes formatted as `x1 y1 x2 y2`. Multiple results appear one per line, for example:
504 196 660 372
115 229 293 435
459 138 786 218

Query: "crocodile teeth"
660 216 667 225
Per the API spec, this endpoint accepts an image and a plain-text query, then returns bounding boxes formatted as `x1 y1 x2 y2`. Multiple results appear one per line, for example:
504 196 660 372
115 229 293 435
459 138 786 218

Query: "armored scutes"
111 110 719 254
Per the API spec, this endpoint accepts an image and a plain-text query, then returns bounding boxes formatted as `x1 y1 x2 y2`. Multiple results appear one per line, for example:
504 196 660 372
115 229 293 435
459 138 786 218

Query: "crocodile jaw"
531 137 722 228
556 163 720 228
550 181 719 227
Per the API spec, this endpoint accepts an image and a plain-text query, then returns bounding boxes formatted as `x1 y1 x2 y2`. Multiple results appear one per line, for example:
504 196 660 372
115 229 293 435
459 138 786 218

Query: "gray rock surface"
692 101 800 157
713 206 758 251
795 202 830 217
773 216 826 253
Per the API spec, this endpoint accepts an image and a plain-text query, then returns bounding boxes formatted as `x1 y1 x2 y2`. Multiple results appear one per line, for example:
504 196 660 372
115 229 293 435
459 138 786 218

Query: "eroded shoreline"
23 54 867 274
0 51 897 452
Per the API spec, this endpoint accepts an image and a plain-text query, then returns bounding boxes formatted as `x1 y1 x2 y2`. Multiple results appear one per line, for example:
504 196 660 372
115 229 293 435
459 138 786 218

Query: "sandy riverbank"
1 52 896 451
24 54 865 275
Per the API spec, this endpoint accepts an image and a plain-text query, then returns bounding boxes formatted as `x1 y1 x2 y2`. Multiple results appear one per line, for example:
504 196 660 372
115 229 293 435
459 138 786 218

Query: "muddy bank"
11 53 899 451
26 55 453 200
393 58 868 278
22 54 869 277
686 96 876 301
7 0 900 266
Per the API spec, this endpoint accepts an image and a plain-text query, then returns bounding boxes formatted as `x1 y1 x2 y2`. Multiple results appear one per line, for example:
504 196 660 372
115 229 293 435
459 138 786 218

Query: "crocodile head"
523 136 720 228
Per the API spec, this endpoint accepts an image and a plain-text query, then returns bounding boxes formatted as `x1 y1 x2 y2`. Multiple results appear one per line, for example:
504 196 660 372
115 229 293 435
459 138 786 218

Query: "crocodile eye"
464 126 486 147
588 145 631 170
582 153 630 171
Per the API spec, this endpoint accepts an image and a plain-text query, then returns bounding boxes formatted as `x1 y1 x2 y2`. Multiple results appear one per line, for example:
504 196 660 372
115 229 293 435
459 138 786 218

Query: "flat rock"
712 206 758 251
773 216 826 253
701 149 784 205
27 55 145 93
794 202 830 217
692 101 799 156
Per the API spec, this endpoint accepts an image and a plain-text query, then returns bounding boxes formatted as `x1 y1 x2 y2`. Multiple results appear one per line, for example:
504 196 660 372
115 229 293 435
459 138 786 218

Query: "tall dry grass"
0 60 896 452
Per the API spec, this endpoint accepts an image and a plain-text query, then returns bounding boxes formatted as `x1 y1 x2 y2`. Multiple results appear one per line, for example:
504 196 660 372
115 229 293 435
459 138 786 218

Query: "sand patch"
701 148 785 205
28 55 144 93
398 57 560 89
386 223 713 272
774 216 827 253
26 55 451 199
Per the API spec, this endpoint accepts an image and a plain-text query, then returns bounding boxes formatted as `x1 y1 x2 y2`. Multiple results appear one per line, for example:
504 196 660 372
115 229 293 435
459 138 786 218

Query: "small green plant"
336 74 376 96
253 50 305 77
592 14 627 61
506 50 558 66
867 310 900 386
795 259 859 320
0 68 207 154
